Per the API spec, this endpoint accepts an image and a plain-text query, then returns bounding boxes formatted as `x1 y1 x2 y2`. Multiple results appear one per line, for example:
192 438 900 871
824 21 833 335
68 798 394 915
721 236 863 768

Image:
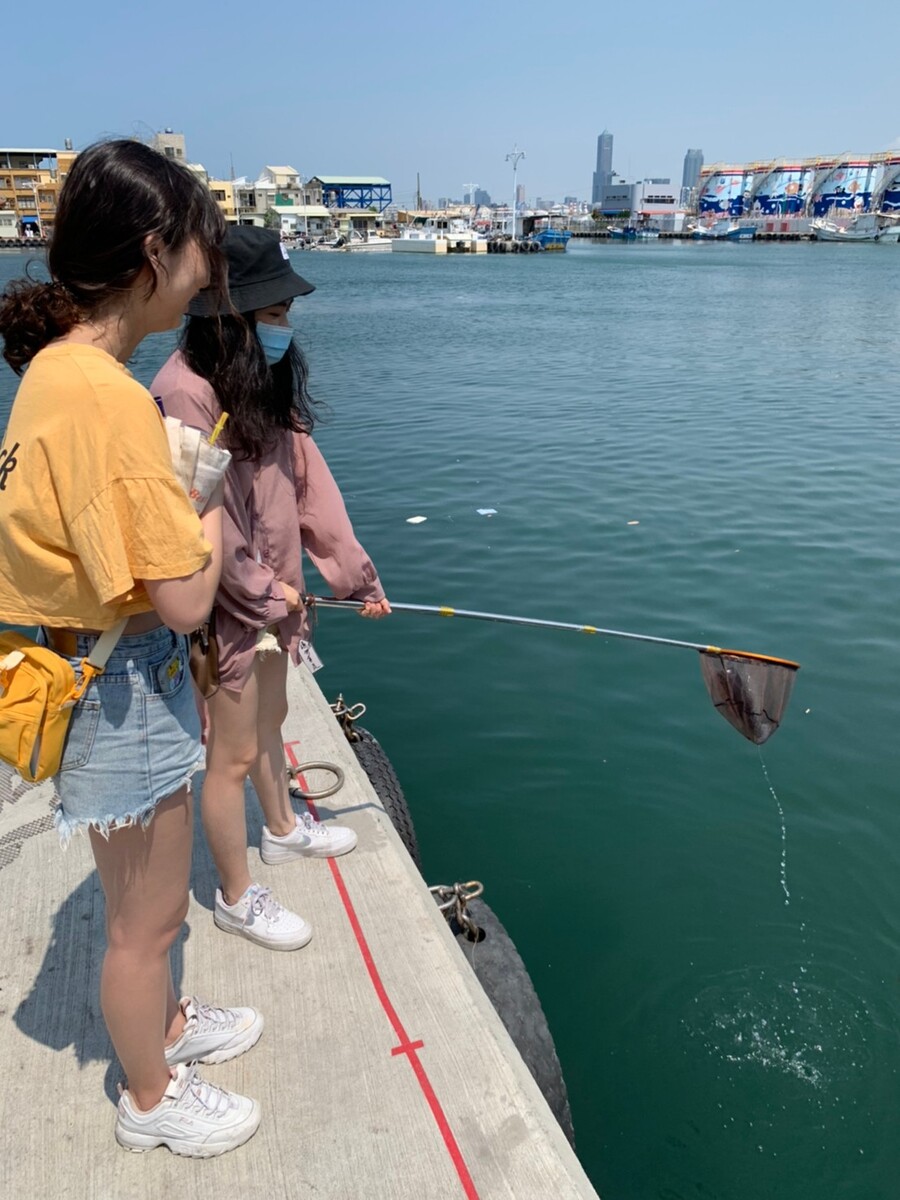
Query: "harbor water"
2 241 900 1200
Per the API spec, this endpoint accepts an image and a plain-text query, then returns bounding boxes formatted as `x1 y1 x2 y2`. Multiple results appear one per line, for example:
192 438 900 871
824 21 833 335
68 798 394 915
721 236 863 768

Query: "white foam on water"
759 750 790 905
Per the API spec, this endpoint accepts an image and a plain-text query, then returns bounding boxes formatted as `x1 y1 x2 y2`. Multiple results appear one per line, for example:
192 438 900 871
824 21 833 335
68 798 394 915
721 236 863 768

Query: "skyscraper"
681 148 704 205
591 131 613 206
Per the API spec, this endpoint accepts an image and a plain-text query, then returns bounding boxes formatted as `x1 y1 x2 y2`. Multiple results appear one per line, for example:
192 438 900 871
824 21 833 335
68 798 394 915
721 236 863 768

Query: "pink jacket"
151 352 384 691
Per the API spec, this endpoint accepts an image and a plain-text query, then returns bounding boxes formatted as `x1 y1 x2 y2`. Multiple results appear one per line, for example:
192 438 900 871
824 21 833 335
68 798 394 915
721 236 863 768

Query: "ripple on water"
682 963 879 1092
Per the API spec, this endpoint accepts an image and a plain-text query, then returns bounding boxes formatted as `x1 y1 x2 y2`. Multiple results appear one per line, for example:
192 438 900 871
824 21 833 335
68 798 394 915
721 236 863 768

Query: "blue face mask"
256 320 293 365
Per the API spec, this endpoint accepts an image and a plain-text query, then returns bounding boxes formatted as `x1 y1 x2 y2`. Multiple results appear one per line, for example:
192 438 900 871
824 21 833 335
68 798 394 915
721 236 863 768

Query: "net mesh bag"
699 651 799 745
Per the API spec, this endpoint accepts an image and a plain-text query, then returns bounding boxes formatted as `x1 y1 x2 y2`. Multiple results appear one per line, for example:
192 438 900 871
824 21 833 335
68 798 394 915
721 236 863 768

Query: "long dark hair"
0 139 226 374
180 312 320 462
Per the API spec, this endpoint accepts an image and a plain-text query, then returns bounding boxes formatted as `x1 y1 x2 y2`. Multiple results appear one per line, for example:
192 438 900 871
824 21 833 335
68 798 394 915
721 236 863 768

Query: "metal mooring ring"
287 761 345 800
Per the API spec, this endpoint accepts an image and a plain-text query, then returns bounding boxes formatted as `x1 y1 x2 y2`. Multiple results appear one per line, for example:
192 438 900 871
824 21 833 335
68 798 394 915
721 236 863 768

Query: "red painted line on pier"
284 740 480 1200
392 1040 425 1057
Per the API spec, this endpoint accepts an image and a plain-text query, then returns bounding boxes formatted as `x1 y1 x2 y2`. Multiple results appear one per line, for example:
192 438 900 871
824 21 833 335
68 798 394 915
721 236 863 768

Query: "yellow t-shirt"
0 342 211 629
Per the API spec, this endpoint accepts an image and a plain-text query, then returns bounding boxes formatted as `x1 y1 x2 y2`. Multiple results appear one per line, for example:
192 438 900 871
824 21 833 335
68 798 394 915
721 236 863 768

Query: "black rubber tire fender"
449 897 576 1147
348 726 422 870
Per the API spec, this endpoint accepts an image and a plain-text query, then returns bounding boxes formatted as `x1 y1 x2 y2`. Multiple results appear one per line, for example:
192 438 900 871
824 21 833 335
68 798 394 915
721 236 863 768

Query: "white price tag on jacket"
298 639 324 674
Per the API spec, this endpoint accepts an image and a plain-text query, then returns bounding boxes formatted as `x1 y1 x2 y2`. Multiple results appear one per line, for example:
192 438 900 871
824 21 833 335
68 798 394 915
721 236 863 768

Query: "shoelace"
297 812 330 839
192 998 238 1032
178 1069 236 1118
248 885 285 924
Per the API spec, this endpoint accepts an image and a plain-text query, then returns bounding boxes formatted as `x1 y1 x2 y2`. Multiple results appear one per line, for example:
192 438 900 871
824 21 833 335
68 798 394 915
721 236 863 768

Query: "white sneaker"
164 996 264 1067
214 883 313 951
115 1062 260 1157
261 810 358 863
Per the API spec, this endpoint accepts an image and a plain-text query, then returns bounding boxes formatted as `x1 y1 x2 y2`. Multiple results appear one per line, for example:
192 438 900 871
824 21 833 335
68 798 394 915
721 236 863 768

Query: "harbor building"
0 145 76 238
151 129 186 160
208 178 238 222
308 176 393 213
596 177 679 220
879 155 900 209
746 161 815 215
151 129 208 186
272 205 332 238
0 209 18 239
220 168 324 228
591 130 613 206
697 152 900 221
697 165 753 216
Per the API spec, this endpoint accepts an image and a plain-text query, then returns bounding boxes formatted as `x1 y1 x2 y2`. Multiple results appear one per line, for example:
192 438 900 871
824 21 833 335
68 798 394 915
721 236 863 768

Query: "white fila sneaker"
164 996 263 1067
115 1063 260 1157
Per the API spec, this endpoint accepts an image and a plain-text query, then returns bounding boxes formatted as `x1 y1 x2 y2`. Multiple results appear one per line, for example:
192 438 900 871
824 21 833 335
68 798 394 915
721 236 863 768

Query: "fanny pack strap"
70 618 129 702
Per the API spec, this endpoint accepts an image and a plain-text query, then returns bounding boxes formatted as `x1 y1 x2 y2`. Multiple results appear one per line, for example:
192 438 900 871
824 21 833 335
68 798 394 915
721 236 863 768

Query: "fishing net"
699 651 799 745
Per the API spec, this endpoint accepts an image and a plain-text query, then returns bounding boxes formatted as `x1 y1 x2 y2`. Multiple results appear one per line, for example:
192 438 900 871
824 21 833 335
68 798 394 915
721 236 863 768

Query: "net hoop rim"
704 646 800 671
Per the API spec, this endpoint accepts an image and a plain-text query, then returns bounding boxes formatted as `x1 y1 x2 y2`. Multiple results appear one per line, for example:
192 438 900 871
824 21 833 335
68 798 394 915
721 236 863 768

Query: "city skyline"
7 0 900 204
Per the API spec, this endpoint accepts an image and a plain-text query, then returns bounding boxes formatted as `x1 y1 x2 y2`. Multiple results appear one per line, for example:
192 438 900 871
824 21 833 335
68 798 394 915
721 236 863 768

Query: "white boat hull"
810 215 900 242
345 238 393 251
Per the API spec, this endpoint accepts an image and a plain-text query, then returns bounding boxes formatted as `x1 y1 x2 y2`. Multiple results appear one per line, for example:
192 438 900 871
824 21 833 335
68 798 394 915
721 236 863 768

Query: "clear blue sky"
9 0 900 205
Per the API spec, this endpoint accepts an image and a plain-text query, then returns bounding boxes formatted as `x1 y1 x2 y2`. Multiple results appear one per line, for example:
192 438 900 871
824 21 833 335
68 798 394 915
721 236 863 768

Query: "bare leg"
202 666 260 905
89 788 193 1112
248 650 294 838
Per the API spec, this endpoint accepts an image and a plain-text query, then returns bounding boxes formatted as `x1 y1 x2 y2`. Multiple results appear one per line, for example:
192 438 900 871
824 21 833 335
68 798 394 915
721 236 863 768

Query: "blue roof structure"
310 176 392 212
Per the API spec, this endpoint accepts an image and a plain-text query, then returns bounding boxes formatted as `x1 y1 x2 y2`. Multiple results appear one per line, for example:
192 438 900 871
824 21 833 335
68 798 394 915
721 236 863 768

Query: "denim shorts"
45 625 203 847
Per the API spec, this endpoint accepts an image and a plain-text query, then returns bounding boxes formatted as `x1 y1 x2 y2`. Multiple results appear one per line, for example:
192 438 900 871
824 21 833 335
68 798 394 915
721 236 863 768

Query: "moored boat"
313 229 392 252
392 218 488 254
810 212 900 242
530 228 571 251
691 219 755 241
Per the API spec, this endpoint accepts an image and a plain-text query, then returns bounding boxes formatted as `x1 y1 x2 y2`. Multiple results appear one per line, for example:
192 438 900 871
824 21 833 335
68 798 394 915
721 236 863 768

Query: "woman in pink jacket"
153 227 389 951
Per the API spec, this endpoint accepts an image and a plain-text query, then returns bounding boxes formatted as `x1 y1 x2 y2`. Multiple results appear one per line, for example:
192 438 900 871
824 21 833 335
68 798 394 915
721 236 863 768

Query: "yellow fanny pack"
0 622 126 783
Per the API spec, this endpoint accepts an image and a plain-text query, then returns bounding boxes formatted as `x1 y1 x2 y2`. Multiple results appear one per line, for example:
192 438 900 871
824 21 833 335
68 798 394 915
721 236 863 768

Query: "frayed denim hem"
54 755 205 849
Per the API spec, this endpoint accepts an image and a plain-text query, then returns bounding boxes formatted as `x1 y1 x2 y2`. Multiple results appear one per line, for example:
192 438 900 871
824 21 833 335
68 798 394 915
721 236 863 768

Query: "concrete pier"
0 664 599 1199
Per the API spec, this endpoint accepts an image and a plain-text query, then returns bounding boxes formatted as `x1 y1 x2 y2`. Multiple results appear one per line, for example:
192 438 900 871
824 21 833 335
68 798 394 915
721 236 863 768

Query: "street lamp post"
505 145 525 239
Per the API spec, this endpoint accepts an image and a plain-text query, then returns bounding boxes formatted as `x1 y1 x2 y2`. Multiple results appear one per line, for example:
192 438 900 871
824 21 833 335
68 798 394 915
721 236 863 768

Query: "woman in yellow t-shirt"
0 141 262 1158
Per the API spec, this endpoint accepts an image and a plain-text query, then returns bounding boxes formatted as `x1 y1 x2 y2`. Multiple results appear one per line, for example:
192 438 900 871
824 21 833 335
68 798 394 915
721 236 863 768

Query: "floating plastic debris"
476 508 497 517
406 516 427 524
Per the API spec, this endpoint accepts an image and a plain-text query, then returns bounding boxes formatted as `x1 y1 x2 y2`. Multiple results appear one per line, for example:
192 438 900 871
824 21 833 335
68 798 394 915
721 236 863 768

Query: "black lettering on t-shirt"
0 441 19 491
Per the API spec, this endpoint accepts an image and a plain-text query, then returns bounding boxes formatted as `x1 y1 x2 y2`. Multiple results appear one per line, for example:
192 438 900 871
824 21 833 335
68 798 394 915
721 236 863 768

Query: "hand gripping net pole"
698 650 799 746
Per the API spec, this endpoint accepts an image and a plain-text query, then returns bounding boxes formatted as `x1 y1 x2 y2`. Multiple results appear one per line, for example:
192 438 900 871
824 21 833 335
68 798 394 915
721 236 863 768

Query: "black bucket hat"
189 226 315 316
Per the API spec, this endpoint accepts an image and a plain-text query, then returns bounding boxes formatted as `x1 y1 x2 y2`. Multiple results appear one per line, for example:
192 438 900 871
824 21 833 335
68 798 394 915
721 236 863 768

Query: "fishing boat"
530 228 571 251
343 229 393 252
608 225 637 240
692 219 755 242
313 229 393 252
809 212 900 243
